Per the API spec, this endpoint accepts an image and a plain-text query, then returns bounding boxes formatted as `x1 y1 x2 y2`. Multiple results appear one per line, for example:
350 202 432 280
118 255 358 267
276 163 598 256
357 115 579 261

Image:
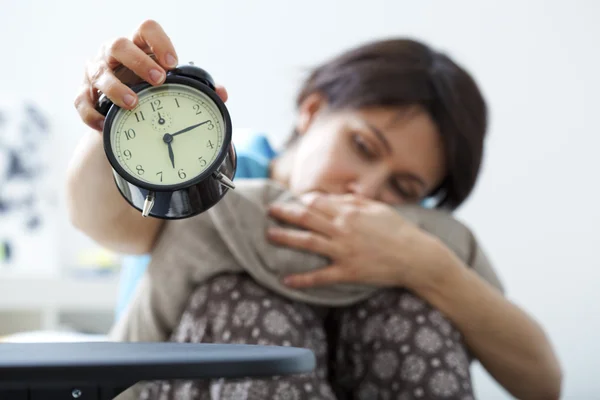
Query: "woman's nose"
347 173 386 200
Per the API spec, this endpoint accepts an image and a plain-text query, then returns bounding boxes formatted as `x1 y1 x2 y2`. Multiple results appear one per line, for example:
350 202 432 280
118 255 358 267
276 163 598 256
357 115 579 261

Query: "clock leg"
142 191 156 217
212 171 235 190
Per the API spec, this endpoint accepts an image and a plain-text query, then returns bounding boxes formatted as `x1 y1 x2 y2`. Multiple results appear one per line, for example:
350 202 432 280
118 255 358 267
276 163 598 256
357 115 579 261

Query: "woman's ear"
296 93 326 135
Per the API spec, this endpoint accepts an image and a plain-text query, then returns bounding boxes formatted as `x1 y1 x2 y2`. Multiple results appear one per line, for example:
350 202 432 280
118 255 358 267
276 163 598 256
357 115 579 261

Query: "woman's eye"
352 134 375 159
392 183 409 198
391 181 419 201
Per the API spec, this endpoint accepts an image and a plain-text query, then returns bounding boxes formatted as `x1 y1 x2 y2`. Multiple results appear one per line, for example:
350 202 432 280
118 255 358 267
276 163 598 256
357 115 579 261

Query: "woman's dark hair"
287 39 488 210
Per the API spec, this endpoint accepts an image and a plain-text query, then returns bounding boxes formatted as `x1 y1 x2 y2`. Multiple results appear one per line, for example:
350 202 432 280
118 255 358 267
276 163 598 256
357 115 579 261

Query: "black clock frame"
97 66 237 219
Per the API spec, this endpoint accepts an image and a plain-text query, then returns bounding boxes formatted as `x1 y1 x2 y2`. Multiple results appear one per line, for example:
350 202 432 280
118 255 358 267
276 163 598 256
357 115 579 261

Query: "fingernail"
149 69 164 84
123 94 136 107
165 53 177 68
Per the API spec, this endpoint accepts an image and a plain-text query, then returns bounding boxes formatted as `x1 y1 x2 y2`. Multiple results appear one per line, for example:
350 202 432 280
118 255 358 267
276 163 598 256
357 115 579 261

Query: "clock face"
108 83 225 187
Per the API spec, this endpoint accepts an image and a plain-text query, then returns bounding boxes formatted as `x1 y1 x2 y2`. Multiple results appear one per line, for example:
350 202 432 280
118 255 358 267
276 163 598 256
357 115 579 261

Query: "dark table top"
0 342 315 399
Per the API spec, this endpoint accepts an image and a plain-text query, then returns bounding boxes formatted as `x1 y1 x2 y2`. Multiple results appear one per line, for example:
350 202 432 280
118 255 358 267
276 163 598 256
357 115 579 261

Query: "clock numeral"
136 165 145 175
207 140 214 149
198 157 207 167
134 111 145 122
156 171 163 182
123 150 132 160
193 104 202 115
178 169 187 179
174 98 180 108
207 121 214 130
125 129 136 140
151 99 163 112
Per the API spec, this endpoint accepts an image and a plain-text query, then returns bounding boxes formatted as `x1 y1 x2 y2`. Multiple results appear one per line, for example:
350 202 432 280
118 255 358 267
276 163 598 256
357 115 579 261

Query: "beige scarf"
110 179 503 343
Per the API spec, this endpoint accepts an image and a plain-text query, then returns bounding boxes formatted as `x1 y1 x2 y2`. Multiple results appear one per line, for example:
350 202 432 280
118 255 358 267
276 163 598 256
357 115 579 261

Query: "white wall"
2 0 598 397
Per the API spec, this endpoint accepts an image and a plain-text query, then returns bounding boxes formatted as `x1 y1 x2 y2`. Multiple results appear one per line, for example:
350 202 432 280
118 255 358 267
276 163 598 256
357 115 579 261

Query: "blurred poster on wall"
0 98 59 274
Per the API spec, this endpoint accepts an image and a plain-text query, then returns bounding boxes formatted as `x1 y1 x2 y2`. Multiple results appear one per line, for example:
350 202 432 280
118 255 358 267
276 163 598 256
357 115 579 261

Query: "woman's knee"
332 289 475 399
338 289 465 347
172 273 328 352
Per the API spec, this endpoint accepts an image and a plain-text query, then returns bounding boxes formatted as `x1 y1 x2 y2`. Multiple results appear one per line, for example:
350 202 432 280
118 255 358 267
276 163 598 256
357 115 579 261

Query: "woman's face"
275 95 447 205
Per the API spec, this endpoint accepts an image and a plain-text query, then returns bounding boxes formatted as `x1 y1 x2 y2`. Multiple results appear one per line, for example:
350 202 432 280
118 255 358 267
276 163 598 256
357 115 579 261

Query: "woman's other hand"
267 193 456 291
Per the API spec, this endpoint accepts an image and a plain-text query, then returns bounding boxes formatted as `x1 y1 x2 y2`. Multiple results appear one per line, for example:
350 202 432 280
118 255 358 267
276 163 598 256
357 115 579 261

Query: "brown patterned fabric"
137 273 475 400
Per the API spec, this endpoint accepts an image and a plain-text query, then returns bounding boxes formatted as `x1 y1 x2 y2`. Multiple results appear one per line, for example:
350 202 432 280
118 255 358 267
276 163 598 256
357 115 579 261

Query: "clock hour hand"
163 134 176 168
168 142 175 168
171 120 210 137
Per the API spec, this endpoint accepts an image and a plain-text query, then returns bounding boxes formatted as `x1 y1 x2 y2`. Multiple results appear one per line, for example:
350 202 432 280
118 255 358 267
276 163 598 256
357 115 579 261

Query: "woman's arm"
415 244 562 400
68 20 228 254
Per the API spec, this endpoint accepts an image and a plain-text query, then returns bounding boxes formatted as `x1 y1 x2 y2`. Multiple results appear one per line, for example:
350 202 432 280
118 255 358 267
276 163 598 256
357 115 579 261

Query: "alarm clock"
97 62 236 219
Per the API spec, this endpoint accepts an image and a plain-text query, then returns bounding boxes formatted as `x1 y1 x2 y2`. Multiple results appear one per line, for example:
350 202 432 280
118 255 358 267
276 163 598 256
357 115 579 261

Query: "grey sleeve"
467 230 506 294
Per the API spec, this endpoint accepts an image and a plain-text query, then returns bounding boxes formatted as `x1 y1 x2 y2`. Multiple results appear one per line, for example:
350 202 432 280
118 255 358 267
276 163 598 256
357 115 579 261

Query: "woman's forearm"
65 131 163 254
415 248 562 400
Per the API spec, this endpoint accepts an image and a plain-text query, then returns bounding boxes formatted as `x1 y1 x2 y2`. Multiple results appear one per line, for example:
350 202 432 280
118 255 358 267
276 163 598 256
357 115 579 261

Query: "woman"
68 20 561 399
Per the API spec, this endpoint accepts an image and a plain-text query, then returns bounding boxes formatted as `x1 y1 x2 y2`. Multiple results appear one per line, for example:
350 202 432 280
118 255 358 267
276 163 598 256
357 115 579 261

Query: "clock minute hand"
171 120 210 137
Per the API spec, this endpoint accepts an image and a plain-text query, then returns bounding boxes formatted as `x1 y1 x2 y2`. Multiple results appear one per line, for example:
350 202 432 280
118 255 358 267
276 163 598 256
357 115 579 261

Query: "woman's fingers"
283 265 348 288
107 37 166 88
84 20 176 112
131 19 178 70
90 64 138 110
94 35 167 110
268 201 340 238
215 85 228 103
74 82 105 132
267 227 336 258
